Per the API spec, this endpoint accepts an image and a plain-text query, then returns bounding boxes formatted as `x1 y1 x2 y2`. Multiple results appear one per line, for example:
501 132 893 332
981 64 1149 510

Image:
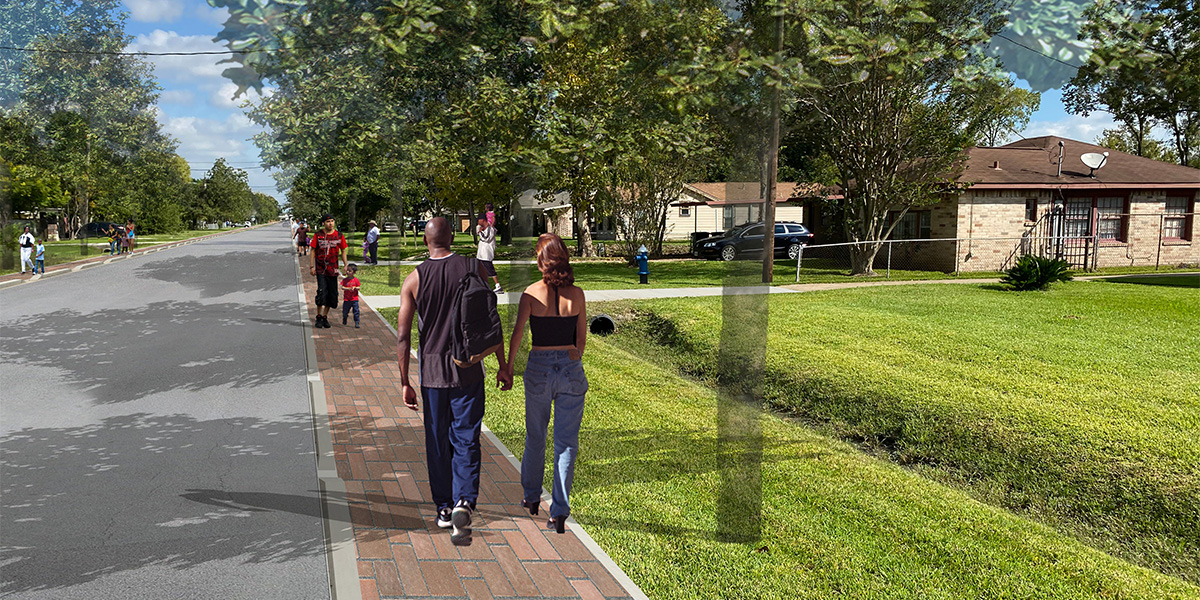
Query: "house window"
1164 196 1193 240
679 206 691 218
1025 198 1038 222
1096 196 1127 241
1064 198 1092 237
887 210 931 240
723 204 762 230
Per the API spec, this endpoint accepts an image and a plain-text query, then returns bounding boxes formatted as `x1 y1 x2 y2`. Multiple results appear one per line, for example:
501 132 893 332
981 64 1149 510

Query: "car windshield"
723 224 753 237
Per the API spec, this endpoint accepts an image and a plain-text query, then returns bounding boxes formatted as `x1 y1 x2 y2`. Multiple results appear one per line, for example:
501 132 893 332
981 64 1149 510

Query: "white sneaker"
450 500 472 545
493 284 503 293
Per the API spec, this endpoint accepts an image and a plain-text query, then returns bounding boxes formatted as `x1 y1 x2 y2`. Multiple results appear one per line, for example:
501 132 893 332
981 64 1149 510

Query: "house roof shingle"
966 136 1200 189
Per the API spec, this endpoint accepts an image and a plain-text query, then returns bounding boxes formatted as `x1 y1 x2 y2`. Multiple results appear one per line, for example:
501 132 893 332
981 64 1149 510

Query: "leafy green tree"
974 79 1041 147
781 0 1009 275
197 158 253 225
1095 128 1180 164
1066 0 1199 166
19 0 172 238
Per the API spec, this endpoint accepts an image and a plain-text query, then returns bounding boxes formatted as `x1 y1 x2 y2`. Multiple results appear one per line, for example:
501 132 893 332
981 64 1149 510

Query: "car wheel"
721 245 737 261
787 243 803 260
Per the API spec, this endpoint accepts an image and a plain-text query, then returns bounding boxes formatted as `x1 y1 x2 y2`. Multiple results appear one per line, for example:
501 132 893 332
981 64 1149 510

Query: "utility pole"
761 10 784 284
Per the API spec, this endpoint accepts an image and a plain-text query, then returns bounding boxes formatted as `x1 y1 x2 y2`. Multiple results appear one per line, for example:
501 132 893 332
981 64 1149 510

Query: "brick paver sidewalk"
300 269 639 600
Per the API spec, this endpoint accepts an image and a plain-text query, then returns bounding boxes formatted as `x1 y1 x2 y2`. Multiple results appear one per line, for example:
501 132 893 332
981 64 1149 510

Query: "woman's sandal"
547 515 566 534
521 500 539 516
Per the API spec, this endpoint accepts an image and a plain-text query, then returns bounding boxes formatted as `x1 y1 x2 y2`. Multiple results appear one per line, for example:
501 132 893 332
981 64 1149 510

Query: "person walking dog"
504 233 588 533
395 217 511 545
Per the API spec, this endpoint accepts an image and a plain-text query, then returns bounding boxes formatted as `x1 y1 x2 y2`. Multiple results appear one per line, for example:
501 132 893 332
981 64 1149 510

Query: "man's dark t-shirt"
310 230 347 275
415 253 484 389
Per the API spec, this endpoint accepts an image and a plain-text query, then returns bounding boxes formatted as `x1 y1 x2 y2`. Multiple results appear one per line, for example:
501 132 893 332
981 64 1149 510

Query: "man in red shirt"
309 214 348 328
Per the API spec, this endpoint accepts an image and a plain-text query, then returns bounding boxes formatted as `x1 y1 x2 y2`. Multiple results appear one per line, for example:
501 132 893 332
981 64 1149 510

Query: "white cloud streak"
124 0 185 23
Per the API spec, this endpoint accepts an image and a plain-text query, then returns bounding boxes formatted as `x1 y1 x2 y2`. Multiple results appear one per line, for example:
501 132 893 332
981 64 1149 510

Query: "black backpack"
451 258 504 368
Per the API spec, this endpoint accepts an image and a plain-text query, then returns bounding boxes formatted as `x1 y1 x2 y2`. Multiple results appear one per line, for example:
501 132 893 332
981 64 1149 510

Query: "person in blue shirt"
34 239 45 274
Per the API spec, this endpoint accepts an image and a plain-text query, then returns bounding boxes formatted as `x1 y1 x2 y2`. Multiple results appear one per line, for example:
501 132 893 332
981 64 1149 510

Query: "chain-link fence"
791 213 1199 281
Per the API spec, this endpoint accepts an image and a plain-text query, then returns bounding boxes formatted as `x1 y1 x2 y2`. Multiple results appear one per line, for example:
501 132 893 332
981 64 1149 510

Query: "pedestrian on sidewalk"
504 233 588 534
309 214 348 329
106 226 121 255
395 217 512 545
340 263 361 328
365 220 380 265
294 221 309 256
34 239 45 274
125 219 136 251
476 218 502 293
18 226 35 274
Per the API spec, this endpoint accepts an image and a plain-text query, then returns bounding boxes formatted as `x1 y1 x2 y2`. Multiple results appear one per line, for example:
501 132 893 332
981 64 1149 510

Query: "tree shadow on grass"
0 413 328 597
134 251 296 297
1102 274 1200 288
0 300 304 404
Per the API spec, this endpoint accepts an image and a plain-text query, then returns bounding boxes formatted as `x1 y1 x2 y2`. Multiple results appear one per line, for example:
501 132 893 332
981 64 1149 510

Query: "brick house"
845 136 1199 272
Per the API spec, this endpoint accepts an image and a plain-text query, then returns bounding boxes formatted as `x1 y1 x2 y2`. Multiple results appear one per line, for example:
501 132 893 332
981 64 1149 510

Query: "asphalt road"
0 225 328 599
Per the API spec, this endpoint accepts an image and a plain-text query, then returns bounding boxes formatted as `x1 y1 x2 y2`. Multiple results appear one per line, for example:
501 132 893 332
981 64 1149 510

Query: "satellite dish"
1081 152 1109 177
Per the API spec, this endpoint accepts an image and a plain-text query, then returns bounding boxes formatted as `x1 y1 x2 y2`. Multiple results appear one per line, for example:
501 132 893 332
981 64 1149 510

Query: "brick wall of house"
1093 190 1199 269
953 189 1199 272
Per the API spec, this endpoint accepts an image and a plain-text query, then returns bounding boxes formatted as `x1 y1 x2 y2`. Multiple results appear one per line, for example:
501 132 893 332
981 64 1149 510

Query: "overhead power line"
993 34 1082 70
0 42 341 57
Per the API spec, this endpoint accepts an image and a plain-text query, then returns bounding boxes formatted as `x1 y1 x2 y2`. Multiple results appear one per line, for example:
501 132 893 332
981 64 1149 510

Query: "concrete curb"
365 298 651 600
293 255 362 600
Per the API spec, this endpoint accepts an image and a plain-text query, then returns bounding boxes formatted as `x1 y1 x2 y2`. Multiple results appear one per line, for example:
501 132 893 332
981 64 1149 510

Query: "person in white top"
475 218 502 293
17 226 36 275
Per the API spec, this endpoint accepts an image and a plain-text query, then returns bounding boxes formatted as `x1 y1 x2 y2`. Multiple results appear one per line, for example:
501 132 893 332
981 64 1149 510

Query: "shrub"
1002 255 1073 291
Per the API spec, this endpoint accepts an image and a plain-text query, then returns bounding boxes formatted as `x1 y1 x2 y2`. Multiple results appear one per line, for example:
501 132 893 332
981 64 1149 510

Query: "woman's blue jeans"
522 350 588 519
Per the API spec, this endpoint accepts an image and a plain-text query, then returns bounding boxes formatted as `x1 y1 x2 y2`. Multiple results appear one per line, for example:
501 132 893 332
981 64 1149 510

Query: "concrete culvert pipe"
589 314 616 336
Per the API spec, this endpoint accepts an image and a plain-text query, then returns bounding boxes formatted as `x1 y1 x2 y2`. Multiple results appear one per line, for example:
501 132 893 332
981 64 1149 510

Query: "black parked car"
694 221 814 261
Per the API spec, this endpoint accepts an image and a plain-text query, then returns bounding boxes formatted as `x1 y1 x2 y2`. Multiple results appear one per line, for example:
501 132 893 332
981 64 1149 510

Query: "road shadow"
134 251 295 297
0 299 304 404
0 413 326 597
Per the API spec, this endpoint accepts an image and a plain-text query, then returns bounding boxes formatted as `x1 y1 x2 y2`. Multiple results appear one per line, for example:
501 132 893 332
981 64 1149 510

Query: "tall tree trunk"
575 202 593 257
849 242 881 276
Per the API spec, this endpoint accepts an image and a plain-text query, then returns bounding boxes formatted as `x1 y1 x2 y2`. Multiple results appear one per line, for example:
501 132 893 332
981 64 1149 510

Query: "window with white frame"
679 206 690 218
1164 196 1193 240
1096 196 1127 241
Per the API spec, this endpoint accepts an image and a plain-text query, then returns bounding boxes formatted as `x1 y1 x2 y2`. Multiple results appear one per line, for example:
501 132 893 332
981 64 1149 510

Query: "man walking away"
365 220 381 265
395 218 512 545
309 214 347 329
18 226 35 275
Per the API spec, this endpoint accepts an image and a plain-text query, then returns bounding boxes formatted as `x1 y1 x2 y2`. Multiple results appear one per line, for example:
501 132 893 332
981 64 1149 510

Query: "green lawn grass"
597 281 1200 581
372 301 1197 598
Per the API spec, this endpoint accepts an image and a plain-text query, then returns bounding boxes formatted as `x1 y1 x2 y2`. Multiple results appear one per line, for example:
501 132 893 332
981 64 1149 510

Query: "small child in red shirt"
340 263 361 328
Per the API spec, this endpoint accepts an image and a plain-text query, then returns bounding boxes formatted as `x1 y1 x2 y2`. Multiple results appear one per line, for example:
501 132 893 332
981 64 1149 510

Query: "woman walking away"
476 218 502 293
504 233 588 533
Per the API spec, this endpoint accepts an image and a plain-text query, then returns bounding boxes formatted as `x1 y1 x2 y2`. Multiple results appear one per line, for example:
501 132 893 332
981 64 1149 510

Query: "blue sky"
119 0 1118 202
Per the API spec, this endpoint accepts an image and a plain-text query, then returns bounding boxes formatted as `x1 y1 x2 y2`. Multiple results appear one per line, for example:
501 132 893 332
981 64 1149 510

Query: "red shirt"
310 230 347 275
342 276 360 301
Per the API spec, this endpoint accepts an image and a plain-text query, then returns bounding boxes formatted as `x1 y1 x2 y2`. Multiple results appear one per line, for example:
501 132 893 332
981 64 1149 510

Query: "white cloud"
158 89 195 105
1023 113 1116 145
127 30 228 83
211 82 262 109
194 4 230 26
124 0 185 23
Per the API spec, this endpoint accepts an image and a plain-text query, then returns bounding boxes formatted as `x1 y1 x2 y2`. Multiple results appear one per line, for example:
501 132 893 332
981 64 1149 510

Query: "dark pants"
421 380 485 510
368 241 378 264
315 274 339 308
342 300 360 324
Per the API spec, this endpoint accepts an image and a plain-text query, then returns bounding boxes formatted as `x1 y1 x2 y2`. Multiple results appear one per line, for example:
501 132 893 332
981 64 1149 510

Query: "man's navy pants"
421 380 485 510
